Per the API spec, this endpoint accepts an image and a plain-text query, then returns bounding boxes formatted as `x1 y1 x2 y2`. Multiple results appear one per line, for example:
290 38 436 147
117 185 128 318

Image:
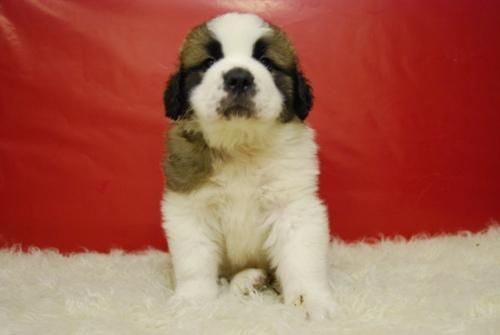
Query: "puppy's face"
164 13 313 124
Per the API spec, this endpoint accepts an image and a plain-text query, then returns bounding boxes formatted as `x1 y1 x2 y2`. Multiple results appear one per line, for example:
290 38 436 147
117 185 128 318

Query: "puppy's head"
164 13 313 125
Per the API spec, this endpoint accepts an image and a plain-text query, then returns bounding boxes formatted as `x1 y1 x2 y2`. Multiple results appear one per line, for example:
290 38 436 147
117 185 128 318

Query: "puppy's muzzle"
223 68 254 95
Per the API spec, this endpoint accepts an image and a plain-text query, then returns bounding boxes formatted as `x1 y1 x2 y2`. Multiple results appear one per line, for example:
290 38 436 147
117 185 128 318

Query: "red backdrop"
1 0 499 252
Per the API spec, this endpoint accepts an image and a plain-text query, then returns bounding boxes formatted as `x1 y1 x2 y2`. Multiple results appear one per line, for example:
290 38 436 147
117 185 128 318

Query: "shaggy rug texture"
1 226 499 335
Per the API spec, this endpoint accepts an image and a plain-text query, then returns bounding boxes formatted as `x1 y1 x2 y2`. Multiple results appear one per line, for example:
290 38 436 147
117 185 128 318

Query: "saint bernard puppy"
161 12 335 319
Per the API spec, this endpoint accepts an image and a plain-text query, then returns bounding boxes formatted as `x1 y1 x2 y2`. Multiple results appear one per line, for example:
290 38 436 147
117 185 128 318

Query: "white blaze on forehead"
207 13 271 57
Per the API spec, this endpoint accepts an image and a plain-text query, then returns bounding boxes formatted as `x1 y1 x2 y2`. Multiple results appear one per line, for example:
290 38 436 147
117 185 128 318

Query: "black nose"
223 68 254 94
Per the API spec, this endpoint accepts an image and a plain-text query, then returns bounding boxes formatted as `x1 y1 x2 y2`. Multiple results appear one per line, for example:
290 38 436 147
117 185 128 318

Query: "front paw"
303 293 336 320
287 291 336 320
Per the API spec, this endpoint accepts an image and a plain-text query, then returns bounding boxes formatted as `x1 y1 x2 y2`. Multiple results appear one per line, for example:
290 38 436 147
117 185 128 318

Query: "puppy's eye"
259 56 273 71
201 57 216 71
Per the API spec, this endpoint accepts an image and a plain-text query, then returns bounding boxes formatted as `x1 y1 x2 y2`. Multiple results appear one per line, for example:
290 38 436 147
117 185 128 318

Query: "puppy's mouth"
217 96 256 119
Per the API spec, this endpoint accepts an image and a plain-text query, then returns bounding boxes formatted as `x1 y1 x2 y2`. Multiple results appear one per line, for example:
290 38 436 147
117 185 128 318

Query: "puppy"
161 12 335 320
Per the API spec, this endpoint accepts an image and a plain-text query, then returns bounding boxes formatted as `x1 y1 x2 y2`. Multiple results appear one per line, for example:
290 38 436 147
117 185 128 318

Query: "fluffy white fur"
1 226 499 334
162 123 333 318
208 13 270 56
163 13 334 319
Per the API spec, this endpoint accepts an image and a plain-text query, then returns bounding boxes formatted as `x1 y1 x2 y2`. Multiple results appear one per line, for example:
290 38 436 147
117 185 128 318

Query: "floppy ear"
163 71 187 120
293 70 314 121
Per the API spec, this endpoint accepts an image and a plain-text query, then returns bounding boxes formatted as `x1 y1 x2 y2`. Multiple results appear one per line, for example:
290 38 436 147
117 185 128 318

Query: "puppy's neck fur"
198 118 279 154
165 117 308 193
173 115 306 157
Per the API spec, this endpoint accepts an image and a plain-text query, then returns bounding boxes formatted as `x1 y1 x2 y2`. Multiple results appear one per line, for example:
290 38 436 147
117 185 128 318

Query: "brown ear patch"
164 120 230 193
164 121 213 193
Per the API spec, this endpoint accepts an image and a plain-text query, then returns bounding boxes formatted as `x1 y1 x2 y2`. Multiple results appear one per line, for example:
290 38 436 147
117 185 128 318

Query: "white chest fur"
163 123 319 275
204 154 282 273
162 121 335 319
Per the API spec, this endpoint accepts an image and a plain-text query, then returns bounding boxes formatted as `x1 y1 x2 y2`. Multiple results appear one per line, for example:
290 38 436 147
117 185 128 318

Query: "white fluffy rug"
1 226 500 335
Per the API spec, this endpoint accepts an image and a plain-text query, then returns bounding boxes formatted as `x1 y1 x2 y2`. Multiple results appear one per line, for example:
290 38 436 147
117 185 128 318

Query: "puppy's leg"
163 195 220 301
268 198 335 320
